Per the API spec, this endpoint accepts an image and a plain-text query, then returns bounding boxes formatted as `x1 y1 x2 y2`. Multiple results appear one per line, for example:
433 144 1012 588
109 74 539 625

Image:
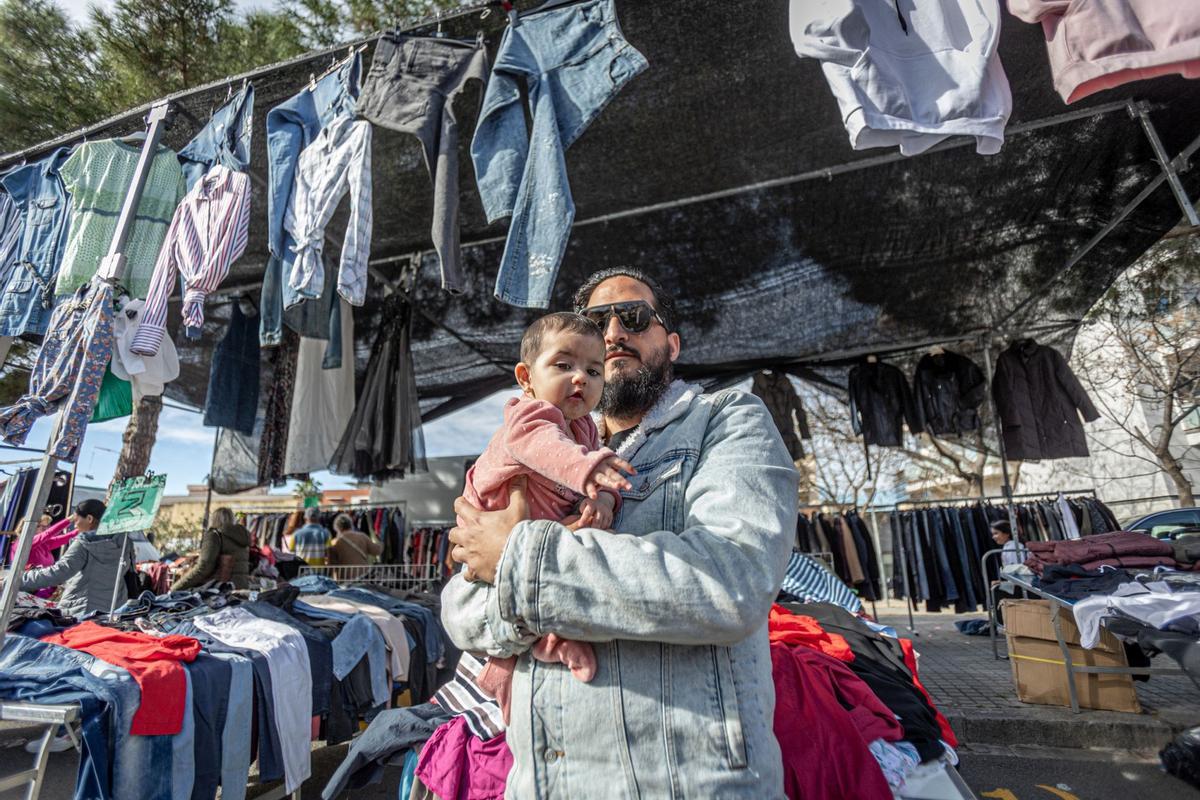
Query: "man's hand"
576 493 615 530
582 455 635 499
450 476 531 584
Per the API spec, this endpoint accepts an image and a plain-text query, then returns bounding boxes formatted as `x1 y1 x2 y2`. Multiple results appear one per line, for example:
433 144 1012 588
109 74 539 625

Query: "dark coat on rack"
912 350 986 436
848 361 923 447
751 371 811 461
992 340 1099 460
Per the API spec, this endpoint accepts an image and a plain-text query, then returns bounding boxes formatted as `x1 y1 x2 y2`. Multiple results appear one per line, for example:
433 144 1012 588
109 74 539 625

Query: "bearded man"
442 268 798 798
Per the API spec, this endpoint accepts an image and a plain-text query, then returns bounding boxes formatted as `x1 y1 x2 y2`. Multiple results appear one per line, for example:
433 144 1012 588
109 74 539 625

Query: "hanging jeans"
357 33 490 294
0 281 113 462
471 0 647 308
263 55 360 346
203 300 260 435
177 84 255 191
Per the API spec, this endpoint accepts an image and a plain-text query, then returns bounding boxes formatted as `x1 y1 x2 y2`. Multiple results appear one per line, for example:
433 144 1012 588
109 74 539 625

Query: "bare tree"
1072 235 1200 505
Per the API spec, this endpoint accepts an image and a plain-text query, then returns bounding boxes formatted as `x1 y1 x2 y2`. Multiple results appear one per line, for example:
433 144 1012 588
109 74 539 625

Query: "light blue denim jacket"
441 382 798 798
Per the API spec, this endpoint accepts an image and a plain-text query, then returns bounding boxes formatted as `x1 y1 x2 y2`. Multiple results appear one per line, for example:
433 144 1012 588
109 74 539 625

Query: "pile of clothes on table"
1024 531 1197 575
0 577 456 800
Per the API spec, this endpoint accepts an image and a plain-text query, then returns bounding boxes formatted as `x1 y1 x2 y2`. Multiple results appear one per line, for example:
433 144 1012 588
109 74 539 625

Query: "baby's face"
526 330 606 420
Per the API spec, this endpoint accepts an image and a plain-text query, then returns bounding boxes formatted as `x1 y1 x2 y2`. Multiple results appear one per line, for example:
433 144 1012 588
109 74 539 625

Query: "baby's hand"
576 494 615 530
583 456 635 499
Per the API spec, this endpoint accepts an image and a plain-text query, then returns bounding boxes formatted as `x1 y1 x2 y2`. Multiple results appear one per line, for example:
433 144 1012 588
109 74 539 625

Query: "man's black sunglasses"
580 301 667 334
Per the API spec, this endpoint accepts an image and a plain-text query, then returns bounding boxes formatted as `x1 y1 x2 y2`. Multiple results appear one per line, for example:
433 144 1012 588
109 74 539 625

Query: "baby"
464 312 634 719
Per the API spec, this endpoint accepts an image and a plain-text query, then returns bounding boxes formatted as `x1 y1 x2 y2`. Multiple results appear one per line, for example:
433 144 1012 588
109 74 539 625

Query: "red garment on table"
42 621 201 735
771 643 899 800
416 716 513 800
768 604 854 661
898 637 957 748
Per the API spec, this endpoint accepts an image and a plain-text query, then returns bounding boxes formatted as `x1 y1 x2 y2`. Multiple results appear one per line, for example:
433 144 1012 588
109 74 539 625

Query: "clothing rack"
890 489 1102 635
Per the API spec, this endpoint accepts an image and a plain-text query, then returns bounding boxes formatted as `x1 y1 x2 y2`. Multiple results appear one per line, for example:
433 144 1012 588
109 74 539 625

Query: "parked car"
1122 508 1200 539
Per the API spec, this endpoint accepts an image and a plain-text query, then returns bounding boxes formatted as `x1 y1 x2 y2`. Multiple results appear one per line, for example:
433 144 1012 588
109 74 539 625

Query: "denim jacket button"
544 749 560 763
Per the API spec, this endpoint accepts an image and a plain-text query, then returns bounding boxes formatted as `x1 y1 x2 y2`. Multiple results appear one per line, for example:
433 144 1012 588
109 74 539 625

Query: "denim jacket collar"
42 146 72 178
595 379 703 462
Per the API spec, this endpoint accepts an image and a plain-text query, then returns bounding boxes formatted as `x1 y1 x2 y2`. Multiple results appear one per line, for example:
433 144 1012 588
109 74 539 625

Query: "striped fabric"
131 165 251 355
780 551 863 614
284 114 373 307
0 191 24 281
433 652 505 741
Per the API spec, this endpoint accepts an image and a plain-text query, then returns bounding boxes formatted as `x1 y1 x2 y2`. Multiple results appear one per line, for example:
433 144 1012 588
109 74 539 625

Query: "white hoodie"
791 0 1012 155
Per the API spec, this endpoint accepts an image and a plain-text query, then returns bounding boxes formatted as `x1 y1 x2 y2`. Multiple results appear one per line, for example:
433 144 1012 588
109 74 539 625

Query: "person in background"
171 507 251 591
280 510 304 555
328 513 383 581
290 507 332 566
9 512 81 599
991 520 1027 566
19 499 132 617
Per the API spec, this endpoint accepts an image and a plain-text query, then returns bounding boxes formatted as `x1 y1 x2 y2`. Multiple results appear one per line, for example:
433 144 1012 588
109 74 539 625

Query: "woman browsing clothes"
171 507 251 590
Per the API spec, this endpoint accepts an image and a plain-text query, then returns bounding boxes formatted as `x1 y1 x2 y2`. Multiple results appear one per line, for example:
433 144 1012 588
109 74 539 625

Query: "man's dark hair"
520 312 603 364
572 267 679 333
991 520 1012 536
75 499 106 521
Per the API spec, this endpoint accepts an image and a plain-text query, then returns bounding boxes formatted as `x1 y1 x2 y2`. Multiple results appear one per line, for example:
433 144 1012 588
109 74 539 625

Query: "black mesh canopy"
5 1 1200 418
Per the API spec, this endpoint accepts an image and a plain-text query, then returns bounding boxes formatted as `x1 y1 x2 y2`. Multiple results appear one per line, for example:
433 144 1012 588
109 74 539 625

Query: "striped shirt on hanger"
131 165 251 356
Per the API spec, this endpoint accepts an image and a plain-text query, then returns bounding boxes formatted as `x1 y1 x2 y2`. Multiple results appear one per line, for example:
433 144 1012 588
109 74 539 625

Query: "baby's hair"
520 312 603 364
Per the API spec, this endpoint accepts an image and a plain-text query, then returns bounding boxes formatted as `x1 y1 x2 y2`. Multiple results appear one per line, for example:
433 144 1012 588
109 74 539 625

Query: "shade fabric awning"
4 1 1200 418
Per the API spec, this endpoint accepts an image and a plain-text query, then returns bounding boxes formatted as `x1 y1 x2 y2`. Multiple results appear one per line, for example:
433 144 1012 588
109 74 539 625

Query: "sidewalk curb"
944 707 1191 751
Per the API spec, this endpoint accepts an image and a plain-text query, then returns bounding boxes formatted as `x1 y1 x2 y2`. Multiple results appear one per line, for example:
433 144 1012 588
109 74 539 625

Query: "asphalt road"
958 744 1197 800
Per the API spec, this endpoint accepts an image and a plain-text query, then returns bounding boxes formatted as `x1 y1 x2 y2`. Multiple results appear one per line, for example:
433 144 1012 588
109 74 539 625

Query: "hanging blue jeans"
262 54 360 347
178 84 255 192
203 300 260 435
471 0 647 308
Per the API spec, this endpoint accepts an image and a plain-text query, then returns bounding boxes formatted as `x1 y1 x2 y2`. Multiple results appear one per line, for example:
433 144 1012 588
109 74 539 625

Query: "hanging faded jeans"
177 83 255 191
0 281 113 462
471 0 647 308
262 55 360 346
357 33 490 294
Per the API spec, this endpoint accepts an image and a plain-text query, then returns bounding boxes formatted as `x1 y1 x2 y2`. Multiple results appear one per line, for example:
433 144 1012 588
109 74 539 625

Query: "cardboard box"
1001 599 1141 713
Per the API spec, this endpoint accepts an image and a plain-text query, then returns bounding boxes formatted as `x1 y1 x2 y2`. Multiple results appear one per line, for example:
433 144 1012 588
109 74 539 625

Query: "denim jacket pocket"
710 645 748 769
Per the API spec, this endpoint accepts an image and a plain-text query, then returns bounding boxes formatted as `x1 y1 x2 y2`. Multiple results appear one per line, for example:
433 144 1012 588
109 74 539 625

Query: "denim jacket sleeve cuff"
495 518 553 634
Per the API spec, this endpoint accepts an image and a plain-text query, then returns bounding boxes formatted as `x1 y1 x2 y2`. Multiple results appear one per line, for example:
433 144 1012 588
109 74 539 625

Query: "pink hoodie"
463 396 619 521
10 518 79 599
1009 0 1200 104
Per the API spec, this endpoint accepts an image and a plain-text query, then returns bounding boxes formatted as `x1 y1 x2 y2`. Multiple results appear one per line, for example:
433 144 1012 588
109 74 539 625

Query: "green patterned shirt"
57 139 186 298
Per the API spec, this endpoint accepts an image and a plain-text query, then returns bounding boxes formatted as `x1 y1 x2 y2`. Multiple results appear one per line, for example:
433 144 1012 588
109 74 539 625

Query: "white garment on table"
1072 580 1200 648
284 114 372 307
194 606 312 794
1058 493 1081 540
283 299 355 474
789 0 1012 155
299 594 410 681
110 298 180 402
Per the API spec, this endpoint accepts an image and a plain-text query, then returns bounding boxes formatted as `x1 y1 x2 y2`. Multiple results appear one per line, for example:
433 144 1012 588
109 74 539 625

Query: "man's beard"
598 345 673 420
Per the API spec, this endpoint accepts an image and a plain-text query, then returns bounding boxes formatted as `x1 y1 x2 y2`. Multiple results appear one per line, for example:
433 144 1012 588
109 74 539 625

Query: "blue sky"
59 0 272 23
10 386 519 495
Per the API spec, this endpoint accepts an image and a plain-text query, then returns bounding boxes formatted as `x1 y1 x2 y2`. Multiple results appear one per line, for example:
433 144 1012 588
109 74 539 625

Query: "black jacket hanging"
848 360 923 446
992 339 1099 460
912 350 986 436
751 370 811 461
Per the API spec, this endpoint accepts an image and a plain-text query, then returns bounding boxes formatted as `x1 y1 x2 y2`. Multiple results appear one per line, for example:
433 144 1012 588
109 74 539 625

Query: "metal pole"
0 101 172 648
201 427 220 531
107 531 130 619
0 431 61 653
1132 101 1200 227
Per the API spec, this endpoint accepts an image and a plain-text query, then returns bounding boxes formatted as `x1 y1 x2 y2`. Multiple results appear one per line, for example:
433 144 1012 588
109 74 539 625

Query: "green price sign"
97 474 167 535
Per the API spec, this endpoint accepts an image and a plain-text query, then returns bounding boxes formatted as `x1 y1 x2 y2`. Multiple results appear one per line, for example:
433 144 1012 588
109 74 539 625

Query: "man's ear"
667 332 681 363
514 362 533 394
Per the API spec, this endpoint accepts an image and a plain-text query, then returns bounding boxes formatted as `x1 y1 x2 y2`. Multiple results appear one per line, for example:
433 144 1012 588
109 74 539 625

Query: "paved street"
958 744 1196 800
